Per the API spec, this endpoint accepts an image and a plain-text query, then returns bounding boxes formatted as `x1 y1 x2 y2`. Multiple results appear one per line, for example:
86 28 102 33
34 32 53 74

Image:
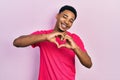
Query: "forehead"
60 10 75 19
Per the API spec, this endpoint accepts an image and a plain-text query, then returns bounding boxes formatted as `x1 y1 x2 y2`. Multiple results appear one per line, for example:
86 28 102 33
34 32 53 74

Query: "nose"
64 19 69 24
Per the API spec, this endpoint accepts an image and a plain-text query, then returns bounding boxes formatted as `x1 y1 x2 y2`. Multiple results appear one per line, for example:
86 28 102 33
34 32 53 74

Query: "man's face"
56 10 75 32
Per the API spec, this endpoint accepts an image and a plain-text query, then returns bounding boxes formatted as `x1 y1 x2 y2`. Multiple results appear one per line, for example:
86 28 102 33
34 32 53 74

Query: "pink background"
0 0 120 80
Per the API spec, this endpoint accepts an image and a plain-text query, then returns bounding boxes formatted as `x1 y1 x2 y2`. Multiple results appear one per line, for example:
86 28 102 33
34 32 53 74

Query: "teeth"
62 24 66 28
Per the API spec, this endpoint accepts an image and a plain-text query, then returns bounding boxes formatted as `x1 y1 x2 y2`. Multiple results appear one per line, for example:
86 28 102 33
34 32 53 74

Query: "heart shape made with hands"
55 35 71 48
48 31 72 49
56 36 66 45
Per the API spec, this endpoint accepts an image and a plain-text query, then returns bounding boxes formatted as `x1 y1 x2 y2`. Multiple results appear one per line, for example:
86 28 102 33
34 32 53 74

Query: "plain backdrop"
0 0 120 80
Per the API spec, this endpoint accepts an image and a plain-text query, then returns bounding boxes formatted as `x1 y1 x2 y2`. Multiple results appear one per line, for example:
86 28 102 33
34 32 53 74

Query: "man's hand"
59 35 77 49
46 31 65 48
46 32 77 50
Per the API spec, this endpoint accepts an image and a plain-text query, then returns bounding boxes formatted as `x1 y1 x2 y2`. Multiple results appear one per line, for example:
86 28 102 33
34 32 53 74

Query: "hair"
59 5 77 19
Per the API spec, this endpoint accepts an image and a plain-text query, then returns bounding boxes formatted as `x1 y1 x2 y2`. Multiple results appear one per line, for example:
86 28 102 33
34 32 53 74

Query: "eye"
63 14 68 19
69 20 74 23
63 15 67 19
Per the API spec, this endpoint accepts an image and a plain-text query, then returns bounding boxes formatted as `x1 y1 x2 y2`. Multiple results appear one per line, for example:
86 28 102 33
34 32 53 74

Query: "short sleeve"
72 34 87 52
30 30 46 48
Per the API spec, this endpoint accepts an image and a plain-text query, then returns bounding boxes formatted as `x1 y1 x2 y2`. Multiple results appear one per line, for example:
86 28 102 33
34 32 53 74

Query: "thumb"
58 44 66 48
54 40 60 48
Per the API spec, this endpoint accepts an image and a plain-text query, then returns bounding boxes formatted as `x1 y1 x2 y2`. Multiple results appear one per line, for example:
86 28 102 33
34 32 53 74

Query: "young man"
13 5 92 80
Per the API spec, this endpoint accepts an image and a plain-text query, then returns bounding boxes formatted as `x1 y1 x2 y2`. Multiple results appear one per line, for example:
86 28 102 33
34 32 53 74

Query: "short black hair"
59 5 77 19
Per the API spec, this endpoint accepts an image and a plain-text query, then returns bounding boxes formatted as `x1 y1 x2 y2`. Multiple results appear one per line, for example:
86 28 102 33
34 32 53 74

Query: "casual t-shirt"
31 29 86 80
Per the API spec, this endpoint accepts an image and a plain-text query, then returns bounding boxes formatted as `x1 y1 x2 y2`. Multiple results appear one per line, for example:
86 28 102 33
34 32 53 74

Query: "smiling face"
54 10 75 32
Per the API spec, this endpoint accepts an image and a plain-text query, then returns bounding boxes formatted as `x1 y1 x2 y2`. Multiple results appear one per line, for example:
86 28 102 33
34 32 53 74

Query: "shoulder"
31 29 53 35
67 32 87 52
67 31 84 45
67 31 81 40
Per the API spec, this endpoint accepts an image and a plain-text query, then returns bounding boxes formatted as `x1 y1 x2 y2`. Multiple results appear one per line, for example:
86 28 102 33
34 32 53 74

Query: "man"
13 5 92 80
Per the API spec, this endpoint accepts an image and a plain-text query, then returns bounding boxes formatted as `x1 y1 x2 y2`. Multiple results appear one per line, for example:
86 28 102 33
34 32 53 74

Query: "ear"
56 13 59 19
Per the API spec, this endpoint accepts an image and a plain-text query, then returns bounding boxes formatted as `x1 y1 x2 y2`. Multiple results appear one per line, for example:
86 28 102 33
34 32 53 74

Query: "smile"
61 23 67 29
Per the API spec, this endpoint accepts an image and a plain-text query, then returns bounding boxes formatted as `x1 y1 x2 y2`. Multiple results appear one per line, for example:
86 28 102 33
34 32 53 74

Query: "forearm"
13 34 47 47
73 46 92 68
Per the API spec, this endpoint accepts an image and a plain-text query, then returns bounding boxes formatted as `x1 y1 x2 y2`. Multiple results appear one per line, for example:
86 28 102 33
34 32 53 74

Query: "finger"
57 33 65 41
64 35 73 42
58 44 66 48
60 35 64 40
54 40 59 48
65 35 71 39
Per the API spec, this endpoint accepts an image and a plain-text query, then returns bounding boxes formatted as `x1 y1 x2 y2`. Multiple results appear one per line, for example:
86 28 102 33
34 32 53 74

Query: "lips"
61 23 67 30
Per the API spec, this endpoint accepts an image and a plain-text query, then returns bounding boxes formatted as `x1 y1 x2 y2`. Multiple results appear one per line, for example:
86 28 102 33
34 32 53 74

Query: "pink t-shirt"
31 30 86 80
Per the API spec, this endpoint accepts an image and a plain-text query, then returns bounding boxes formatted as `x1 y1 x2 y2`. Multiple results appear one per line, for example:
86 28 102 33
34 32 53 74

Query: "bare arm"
59 35 92 68
73 46 92 68
13 34 47 47
13 31 64 47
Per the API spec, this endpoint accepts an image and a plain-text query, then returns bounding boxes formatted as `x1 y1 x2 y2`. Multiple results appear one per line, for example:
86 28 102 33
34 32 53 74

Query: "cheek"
59 16 67 21
56 18 62 24
68 23 73 27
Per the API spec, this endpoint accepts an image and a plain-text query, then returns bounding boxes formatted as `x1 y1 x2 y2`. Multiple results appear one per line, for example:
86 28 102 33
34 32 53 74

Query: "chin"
59 29 65 32
59 27 66 32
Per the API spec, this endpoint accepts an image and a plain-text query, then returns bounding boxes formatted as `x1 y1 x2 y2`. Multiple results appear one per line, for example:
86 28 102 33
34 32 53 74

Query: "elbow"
82 60 92 68
83 63 92 69
85 61 93 68
86 63 92 68
13 39 21 47
86 57 93 68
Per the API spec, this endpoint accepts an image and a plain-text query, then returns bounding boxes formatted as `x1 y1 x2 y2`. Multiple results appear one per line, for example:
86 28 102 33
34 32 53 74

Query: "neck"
53 24 64 32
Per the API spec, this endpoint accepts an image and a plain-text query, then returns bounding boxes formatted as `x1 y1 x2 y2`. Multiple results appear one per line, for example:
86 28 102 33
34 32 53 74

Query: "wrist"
45 34 49 41
72 45 79 51
46 33 52 41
